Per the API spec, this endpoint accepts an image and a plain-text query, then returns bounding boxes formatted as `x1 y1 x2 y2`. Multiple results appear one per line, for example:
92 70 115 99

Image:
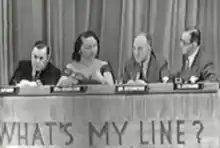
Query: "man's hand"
135 79 147 85
126 79 147 85
126 80 136 85
162 76 169 83
36 80 43 86
189 76 199 83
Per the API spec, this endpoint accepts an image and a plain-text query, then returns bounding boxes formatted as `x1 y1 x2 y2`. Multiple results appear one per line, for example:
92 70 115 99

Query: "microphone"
172 72 182 83
174 77 183 84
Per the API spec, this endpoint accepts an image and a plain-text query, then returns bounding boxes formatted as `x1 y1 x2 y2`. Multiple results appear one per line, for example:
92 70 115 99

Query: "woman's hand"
56 76 79 87
74 73 86 81
91 70 106 84
91 70 114 85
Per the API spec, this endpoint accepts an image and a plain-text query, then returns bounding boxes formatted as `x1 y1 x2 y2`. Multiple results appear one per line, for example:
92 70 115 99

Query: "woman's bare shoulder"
94 59 108 67
66 61 79 71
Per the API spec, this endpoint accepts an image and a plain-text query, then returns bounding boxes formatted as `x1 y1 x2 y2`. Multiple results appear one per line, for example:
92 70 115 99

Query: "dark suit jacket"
122 51 170 83
9 60 61 85
172 48 217 82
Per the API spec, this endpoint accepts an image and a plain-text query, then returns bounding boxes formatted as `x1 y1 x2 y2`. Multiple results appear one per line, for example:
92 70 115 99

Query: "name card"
115 85 149 94
0 87 18 95
19 86 51 95
51 86 87 93
173 83 204 90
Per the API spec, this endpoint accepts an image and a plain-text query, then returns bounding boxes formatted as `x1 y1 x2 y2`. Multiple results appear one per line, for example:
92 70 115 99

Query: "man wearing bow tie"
173 28 217 83
121 33 170 85
9 41 61 86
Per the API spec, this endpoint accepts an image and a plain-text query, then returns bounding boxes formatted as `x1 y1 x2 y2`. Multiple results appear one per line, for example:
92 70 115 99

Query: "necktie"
184 58 189 70
139 63 144 80
34 71 40 81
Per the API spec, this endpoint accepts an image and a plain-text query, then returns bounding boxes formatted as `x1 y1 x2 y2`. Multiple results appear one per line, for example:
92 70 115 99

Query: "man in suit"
121 33 170 84
9 41 61 86
173 28 217 83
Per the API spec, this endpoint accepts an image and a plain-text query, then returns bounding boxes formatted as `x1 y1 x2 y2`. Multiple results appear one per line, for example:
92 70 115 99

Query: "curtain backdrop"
0 0 220 85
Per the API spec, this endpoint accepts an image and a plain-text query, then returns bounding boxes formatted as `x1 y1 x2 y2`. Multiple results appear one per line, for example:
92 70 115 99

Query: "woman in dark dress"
57 31 115 86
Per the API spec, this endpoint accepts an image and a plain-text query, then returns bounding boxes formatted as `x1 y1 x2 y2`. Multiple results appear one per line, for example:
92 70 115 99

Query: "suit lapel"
181 55 187 71
39 62 51 80
27 61 33 81
190 49 201 69
146 53 157 81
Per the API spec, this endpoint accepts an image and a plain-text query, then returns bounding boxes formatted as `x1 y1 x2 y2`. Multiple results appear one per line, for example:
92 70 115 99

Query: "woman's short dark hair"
72 30 100 61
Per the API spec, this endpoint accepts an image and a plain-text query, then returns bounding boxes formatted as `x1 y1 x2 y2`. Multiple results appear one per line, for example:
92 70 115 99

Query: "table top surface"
0 82 218 96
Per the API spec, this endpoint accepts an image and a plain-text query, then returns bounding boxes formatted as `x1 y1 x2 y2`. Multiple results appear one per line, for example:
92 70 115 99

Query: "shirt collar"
188 47 200 61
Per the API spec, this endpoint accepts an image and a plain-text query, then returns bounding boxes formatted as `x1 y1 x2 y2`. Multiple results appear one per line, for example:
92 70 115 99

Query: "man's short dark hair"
185 28 201 46
33 41 50 55
72 30 100 62
146 33 153 47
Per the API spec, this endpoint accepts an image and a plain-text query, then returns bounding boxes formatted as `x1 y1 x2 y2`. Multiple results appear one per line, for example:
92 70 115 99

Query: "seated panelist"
57 30 115 86
172 28 217 83
121 33 170 85
9 41 61 86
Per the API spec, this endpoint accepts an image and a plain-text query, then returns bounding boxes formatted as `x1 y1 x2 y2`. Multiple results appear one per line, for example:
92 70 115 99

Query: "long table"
0 83 220 148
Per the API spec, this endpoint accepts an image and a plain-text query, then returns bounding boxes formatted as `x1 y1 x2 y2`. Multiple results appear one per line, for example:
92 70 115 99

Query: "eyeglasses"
180 39 191 46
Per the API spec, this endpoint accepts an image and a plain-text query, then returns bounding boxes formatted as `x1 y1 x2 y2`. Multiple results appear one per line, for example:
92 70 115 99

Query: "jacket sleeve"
121 63 131 84
156 53 170 82
100 61 116 83
53 68 62 85
159 60 170 80
200 61 218 82
9 61 23 85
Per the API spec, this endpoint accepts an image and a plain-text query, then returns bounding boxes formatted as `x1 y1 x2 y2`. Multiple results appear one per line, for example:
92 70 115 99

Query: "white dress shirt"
188 47 200 68
140 52 151 79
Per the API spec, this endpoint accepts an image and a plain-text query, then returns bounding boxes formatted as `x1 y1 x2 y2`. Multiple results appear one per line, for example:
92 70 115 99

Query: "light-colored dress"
57 59 114 86
66 59 108 79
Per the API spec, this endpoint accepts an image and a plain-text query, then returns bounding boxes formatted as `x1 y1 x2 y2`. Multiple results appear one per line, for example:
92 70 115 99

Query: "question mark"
192 120 204 143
